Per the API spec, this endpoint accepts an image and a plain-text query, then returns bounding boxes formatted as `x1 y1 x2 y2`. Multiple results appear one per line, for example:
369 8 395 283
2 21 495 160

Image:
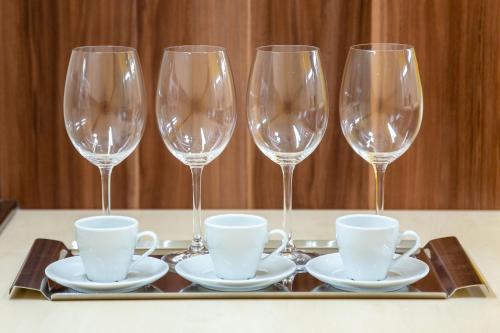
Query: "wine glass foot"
281 249 312 272
281 273 296 291
162 247 208 269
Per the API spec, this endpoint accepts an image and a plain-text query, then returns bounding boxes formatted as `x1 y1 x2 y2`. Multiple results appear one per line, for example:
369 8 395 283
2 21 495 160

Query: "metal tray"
9 237 490 300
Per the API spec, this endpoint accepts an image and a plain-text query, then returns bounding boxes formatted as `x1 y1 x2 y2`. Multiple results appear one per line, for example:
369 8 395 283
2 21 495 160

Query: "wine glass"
156 45 236 266
339 43 423 214
247 45 329 269
64 46 147 214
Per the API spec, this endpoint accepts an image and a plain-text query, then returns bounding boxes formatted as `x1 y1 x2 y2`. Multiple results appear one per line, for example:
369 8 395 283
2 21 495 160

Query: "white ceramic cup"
204 214 288 280
75 215 158 282
336 214 420 281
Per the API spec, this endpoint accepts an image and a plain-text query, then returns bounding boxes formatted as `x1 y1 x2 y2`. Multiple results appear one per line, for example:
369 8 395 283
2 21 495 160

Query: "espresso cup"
204 214 288 280
336 214 420 281
75 215 158 282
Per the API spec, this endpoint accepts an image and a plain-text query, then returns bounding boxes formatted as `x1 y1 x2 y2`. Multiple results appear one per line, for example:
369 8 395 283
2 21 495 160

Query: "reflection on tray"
311 284 416 293
180 283 289 293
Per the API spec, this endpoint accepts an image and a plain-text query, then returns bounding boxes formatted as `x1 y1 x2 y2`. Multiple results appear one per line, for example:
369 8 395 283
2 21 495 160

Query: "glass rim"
163 45 226 53
72 45 137 53
350 43 414 52
256 45 319 53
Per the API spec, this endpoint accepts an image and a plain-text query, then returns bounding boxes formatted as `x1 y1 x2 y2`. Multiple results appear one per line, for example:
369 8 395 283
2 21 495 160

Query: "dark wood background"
0 0 498 209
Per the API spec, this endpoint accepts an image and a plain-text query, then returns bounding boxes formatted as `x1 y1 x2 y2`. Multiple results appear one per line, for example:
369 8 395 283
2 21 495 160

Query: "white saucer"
305 253 429 292
45 255 168 293
175 254 296 292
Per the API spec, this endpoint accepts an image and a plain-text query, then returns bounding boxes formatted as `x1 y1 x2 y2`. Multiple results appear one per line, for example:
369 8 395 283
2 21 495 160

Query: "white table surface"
0 209 499 333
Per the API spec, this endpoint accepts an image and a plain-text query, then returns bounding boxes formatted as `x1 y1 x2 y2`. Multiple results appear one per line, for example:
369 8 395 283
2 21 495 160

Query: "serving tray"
9 237 490 300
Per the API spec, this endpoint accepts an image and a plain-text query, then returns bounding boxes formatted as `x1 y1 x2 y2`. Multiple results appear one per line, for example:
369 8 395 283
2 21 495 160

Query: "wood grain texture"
0 200 17 231
249 0 373 210
136 0 251 209
370 0 500 209
0 0 498 209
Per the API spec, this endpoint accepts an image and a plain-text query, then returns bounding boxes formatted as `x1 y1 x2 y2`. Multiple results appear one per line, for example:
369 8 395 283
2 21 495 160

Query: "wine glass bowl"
64 46 147 214
247 45 328 165
339 43 423 213
156 45 236 266
247 45 329 269
156 46 236 167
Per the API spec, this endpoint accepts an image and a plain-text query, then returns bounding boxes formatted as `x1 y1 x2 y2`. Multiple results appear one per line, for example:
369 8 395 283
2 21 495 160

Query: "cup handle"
261 229 288 262
392 230 420 266
129 231 158 270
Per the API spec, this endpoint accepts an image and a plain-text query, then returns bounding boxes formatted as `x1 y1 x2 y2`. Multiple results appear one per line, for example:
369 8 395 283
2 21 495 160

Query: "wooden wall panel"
0 0 142 210
371 0 500 209
136 0 250 209
249 0 373 210
0 0 498 209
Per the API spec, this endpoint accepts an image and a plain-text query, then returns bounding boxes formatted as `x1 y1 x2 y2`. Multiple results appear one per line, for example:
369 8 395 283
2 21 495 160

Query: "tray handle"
422 236 487 297
9 238 70 300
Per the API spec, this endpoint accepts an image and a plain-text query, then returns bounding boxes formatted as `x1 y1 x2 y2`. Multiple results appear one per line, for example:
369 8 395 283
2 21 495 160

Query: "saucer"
45 255 168 293
305 253 429 292
175 254 296 292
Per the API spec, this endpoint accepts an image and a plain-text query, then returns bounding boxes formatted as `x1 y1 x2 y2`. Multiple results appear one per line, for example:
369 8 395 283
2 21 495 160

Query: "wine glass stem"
99 166 112 215
190 166 204 252
281 164 295 250
373 163 387 215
